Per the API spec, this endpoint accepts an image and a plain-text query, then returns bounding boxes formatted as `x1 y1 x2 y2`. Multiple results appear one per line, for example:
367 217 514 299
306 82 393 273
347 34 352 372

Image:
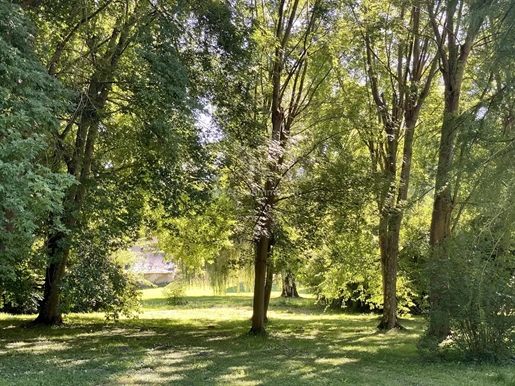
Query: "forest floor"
1 288 515 385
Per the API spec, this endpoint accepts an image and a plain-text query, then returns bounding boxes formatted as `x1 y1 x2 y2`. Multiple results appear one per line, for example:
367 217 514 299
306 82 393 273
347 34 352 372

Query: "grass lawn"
1 288 515 385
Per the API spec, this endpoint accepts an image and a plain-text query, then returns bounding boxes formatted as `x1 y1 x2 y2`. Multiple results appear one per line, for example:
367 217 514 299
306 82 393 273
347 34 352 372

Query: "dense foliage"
1 0 515 361
0 0 74 312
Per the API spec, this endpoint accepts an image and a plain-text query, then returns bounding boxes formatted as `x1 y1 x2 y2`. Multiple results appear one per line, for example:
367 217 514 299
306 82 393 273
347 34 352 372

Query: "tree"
0 0 74 309
426 0 508 339
20 0 228 324
281 273 300 298
30 0 156 324
232 0 332 334
344 0 439 329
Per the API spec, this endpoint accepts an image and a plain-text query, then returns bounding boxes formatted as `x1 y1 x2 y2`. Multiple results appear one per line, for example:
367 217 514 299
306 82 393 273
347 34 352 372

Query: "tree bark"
427 110 457 339
34 232 69 324
378 214 401 330
251 235 269 334
34 109 97 324
263 251 274 323
377 119 419 330
281 272 300 298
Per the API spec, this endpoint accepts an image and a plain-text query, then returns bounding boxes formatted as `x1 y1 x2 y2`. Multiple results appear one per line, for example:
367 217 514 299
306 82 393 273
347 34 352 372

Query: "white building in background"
129 245 175 285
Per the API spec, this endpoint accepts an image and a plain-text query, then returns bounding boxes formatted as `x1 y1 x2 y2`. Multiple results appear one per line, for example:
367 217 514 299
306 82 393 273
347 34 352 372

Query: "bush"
163 280 187 305
62 247 141 321
450 258 515 361
1 272 42 314
422 234 515 362
1 251 44 314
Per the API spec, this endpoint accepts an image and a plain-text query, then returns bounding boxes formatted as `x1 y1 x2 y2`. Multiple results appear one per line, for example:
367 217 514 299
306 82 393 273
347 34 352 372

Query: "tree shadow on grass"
0 306 514 386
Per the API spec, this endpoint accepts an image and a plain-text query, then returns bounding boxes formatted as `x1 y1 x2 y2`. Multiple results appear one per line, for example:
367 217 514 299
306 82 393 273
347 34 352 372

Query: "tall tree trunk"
378 214 401 330
377 126 398 329
251 235 269 334
35 184 80 325
34 109 97 324
263 252 274 323
427 109 458 338
281 272 299 298
377 119 419 330
34 232 69 324
249 0 287 333
377 112 419 329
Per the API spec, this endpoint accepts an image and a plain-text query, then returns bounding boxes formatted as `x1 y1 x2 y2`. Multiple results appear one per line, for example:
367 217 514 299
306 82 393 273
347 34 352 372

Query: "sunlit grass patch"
1 289 515 385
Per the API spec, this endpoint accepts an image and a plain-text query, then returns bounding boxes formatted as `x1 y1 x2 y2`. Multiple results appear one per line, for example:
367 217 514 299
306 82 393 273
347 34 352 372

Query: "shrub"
163 279 187 305
61 247 141 321
449 257 515 361
422 233 515 362
1 271 42 314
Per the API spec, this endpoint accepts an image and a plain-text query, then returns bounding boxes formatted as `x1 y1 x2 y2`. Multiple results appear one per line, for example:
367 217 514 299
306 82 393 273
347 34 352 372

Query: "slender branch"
48 1 113 75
